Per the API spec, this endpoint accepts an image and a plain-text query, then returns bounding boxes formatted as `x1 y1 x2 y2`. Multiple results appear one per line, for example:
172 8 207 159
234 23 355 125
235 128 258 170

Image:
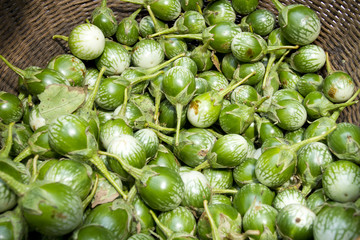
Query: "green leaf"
38 85 86 123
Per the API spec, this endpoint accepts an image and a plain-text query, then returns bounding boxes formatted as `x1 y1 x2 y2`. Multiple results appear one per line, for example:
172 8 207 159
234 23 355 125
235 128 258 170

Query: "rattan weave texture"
0 0 359 125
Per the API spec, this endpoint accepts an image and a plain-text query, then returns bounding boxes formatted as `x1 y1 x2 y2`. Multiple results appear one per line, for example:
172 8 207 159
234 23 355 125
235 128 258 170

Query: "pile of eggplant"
0 0 359 239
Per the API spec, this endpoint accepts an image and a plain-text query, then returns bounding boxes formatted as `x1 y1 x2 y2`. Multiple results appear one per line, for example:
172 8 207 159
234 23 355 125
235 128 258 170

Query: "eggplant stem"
194 160 210 171
206 128 223 139
219 71 256 99
119 0 144 5
154 129 174 145
100 0 107 8
146 121 176 132
0 55 26 79
196 2 203 14
145 52 186 75
325 52 334 74
154 93 162 124
52 35 69 41
262 54 276 90
29 155 39 183
13 147 32 162
290 125 337 152
175 103 183 146
146 5 162 32
203 200 222 240
211 188 238 194
149 26 177 38
82 173 99 211
163 33 203 40
126 185 138 204
301 184 312 196
149 210 174 238
271 0 285 11
97 151 144 180
119 87 130 117
0 122 14 158
129 7 143 20
89 154 128 200
130 70 164 86
0 170 29 196
266 45 299 52
83 66 106 111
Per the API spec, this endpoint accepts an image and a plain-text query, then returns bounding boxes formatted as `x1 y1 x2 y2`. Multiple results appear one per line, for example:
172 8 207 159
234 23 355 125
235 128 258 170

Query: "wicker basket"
0 0 359 125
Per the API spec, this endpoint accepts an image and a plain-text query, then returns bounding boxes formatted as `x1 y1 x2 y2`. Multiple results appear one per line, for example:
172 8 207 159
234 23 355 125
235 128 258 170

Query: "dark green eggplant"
116 8 141 46
254 114 284 144
276 204 316 240
327 122 360 164
150 10 206 37
0 170 82 237
148 144 180 172
99 151 185 212
272 0 321 45
48 114 127 199
195 134 248 170
42 159 94 200
255 127 335 188
0 92 23 124
210 194 232 205
303 91 356 120
232 0 258 15
233 183 275 216
91 0 118 37
221 53 239 80
47 54 86 86
297 73 324 97
187 72 255 128
162 66 196 145
233 158 258 187
156 128 216 167
0 55 70 96
203 0 236 25
242 9 276 36
159 38 188 60
153 206 197 239
219 97 268 135
242 203 278 240
83 199 133 240
284 128 304 144
277 62 300 90
139 16 168 38
0 207 27 240
180 0 203 11
71 224 115 240
197 201 245 240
